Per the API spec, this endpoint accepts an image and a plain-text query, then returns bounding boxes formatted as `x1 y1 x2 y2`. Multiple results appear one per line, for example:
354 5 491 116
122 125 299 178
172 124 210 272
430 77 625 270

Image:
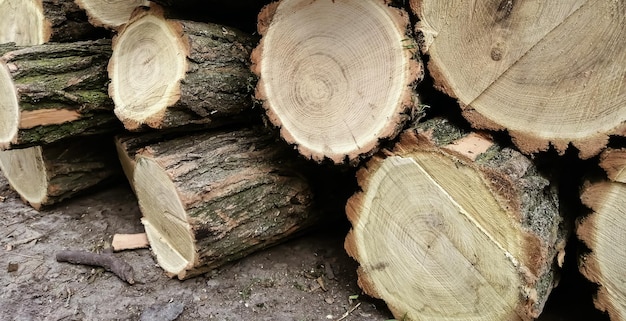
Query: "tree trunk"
0 39 120 150
75 0 150 29
108 6 257 131
410 0 626 159
0 137 120 210
577 148 626 321
345 118 566 321
133 127 320 279
251 0 424 165
0 0 108 45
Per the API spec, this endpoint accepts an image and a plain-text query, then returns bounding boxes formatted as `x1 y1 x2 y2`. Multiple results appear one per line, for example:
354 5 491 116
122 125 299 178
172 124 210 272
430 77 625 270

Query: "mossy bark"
0 39 120 149
345 118 565 321
133 127 320 279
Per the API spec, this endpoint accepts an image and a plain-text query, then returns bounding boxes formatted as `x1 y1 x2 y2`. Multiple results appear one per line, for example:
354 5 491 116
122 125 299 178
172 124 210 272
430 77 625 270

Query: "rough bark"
0 136 120 210
0 39 120 150
251 0 424 164
577 148 626 321
114 130 189 191
0 0 107 45
132 127 320 279
345 118 565 321
108 6 257 131
75 0 150 29
411 0 626 159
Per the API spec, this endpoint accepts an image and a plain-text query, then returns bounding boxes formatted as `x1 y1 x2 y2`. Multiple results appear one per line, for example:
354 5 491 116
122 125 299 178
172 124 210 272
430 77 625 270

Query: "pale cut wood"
0 0 106 45
133 127 319 279
345 118 565 321
112 233 149 251
114 131 182 191
577 148 626 321
108 6 257 131
75 0 150 29
252 0 423 164
411 0 626 159
0 137 120 210
0 40 119 150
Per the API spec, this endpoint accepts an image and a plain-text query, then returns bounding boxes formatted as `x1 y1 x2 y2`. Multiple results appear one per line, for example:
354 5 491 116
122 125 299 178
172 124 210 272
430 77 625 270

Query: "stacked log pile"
0 0 624 320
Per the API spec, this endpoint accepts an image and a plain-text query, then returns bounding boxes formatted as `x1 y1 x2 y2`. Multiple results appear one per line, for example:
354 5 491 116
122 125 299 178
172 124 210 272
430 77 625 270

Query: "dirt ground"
0 173 610 321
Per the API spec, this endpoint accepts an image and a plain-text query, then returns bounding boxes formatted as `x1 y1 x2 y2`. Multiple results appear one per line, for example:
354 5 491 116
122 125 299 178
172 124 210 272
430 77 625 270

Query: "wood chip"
111 233 149 251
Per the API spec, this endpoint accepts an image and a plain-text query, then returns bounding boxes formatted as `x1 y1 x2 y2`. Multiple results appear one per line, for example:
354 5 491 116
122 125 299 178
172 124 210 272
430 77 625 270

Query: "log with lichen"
132 127 321 279
108 6 257 131
0 39 120 150
345 118 566 321
0 136 120 210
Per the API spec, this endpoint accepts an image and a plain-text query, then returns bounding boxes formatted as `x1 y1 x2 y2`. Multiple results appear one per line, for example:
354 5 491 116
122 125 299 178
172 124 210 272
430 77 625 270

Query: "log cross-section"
252 0 423 164
411 0 626 158
577 148 626 321
345 118 565 321
108 6 257 131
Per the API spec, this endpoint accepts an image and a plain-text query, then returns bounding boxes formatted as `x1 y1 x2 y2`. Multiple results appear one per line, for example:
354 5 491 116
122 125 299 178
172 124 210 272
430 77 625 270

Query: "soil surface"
0 173 609 321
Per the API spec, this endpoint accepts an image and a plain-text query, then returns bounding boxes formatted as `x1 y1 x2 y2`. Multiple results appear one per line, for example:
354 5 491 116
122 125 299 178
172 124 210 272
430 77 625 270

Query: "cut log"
133 127 319 279
0 0 107 45
114 130 188 191
0 39 120 150
75 0 150 29
0 137 120 210
345 118 565 321
251 0 423 164
577 148 626 321
411 0 626 159
108 6 257 131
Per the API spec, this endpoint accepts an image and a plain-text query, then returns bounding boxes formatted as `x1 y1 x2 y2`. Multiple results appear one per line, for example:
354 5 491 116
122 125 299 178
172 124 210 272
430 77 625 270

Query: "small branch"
56 250 135 284
336 302 361 321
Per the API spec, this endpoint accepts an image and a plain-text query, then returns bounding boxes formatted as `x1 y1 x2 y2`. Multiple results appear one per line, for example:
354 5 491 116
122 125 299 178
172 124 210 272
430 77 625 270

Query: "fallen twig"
336 302 361 321
56 250 135 284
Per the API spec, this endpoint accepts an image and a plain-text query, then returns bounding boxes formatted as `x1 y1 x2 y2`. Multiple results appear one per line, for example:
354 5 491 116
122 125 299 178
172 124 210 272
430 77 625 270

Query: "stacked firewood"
0 1 624 320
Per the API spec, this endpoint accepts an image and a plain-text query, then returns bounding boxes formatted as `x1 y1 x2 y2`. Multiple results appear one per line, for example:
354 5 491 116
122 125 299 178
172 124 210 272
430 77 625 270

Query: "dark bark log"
0 136 121 210
0 39 120 150
109 6 257 131
132 127 320 279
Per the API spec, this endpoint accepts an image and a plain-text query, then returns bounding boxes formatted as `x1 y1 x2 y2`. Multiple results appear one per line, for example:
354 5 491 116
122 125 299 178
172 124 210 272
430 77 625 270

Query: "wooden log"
410 0 626 159
577 148 626 321
0 136 120 210
0 0 107 45
345 118 566 321
75 0 150 29
251 0 424 164
132 127 320 279
114 130 189 192
108 6 257 131
0 39 120 150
